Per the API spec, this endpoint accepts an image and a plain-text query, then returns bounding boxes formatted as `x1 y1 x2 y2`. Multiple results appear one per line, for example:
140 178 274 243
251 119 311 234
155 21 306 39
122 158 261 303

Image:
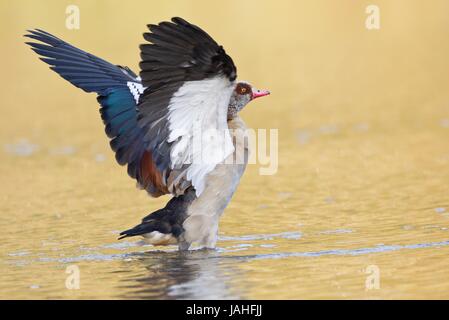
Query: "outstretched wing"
25 29 142 95
25 17 237 199
136 17 237 197
24 30 162 194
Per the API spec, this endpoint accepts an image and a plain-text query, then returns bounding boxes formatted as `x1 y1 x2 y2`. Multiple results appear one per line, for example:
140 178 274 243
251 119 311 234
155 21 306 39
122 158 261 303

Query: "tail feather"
119 188 196 242
118 219 172 240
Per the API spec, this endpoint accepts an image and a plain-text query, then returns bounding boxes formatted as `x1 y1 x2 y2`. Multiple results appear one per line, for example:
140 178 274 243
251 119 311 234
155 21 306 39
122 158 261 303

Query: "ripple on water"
218 231 302 241
7 237 449 265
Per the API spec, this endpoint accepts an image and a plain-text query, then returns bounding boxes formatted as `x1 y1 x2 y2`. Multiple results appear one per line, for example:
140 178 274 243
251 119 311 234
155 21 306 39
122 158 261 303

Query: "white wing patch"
166 76 235 197
127 81 145 104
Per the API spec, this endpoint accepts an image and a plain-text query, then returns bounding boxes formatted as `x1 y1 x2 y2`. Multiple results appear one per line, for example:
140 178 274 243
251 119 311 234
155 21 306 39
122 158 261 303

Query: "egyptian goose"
25 17 270 250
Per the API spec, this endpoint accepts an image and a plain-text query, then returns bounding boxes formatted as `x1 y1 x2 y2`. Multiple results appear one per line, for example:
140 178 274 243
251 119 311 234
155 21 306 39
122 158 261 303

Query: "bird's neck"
227 115 247 131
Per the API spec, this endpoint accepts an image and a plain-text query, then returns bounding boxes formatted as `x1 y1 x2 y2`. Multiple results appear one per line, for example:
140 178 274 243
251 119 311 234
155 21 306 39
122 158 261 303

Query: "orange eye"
240 87 247 94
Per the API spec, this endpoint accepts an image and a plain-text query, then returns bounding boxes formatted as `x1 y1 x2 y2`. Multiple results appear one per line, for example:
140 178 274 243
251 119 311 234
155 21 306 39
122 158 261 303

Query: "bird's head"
228 81 270 120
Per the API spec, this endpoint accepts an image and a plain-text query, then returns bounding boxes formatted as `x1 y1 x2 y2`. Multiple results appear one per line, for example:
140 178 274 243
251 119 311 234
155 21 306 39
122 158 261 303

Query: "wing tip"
23 29 62 48
171 17 189 25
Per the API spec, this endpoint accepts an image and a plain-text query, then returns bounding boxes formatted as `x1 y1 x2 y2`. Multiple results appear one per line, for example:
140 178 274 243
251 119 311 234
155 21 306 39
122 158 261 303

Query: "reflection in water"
121 250 247 299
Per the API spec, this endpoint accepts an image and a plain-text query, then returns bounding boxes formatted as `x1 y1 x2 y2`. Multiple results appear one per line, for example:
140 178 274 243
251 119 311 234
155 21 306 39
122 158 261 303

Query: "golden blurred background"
1 0 449 299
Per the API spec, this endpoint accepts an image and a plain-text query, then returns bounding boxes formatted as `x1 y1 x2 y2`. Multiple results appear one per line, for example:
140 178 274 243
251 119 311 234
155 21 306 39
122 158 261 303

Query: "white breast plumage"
167 76 236 196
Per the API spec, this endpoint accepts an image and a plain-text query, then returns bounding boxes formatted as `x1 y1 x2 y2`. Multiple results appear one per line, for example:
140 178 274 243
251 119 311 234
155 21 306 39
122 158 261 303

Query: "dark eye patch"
236 83 251 95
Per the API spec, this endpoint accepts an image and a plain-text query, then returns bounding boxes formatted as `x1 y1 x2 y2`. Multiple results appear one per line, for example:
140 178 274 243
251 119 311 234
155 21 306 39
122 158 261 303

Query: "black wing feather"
137 17 237 177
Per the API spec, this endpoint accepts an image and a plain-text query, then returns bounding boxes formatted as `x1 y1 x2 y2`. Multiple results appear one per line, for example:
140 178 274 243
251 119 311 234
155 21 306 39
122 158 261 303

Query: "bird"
25 17 270 251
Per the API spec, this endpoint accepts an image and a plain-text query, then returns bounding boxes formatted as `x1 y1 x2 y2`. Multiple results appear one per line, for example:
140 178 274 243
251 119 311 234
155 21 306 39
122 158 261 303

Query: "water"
2 0 449 299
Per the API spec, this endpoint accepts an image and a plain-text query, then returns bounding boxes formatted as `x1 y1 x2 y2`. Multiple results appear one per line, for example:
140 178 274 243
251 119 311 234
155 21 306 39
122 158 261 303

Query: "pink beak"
252 89 270 100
